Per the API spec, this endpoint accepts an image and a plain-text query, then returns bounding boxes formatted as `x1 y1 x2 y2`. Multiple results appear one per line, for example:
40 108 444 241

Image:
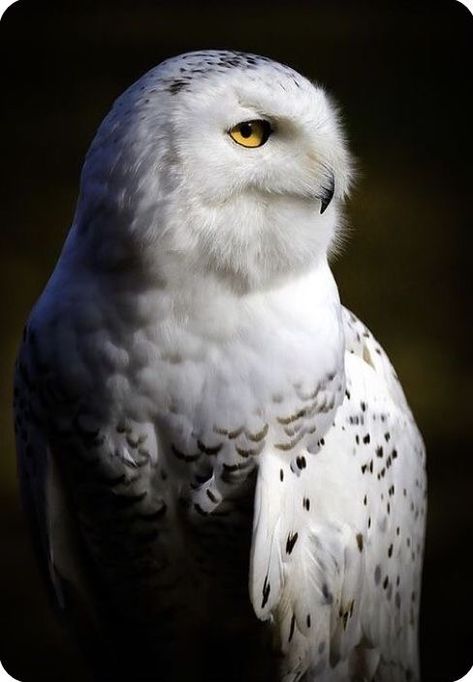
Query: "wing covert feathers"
250 309 426 681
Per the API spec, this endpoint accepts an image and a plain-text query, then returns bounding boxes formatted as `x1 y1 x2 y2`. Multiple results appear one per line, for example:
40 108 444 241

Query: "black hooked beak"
319 173 335 214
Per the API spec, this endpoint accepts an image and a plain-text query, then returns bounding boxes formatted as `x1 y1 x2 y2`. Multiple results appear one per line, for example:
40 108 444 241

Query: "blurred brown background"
1 1 472 680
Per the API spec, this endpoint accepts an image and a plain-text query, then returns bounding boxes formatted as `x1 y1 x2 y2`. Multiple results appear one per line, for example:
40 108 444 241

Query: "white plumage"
14 51 426 681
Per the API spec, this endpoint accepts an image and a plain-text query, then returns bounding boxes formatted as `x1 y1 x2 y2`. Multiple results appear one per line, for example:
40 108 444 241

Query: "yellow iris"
229 120 272 148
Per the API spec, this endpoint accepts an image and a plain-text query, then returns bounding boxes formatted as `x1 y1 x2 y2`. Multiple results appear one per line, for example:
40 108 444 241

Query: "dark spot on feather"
236 442 264 457
222 462 240 473
247 423 269 442
288 614 296 642
168 80 187 95
286 532 299 555
261 576 270 608
277 408 306 425
197 440 222 456
206 489 218 503
194 503 208 517
322 583 333 604
228 426 244 439
171 444 200 463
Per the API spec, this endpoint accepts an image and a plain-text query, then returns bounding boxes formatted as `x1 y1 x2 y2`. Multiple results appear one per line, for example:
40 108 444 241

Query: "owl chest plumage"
22 260 344 634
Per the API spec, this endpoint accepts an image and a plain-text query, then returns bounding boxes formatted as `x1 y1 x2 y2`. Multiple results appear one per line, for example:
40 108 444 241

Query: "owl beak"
318 173 335 214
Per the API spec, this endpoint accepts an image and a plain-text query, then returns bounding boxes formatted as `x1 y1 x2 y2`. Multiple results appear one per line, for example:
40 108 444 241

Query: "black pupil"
240 122 253 138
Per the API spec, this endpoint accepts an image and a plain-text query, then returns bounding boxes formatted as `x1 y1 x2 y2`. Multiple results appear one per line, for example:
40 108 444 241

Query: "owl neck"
166 257 343 344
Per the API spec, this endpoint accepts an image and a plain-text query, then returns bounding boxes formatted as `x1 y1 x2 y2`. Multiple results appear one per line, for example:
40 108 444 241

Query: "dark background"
1 1 472 680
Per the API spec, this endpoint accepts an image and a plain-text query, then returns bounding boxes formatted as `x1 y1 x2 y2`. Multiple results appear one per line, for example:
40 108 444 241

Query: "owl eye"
229 120 272 148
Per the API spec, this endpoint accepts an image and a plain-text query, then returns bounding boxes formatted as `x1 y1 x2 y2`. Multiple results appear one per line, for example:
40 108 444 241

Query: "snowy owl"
14 50 426 682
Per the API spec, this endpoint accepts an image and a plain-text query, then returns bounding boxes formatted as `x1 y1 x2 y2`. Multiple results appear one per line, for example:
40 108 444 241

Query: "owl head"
75 51 352 292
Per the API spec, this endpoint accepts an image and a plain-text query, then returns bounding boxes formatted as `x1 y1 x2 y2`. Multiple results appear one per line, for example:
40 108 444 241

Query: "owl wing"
249 308 427 682
13 326 169 673
14 339 106 666
14 331 85 613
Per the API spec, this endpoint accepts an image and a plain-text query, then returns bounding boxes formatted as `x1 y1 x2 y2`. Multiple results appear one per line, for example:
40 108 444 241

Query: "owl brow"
233 98 274 121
